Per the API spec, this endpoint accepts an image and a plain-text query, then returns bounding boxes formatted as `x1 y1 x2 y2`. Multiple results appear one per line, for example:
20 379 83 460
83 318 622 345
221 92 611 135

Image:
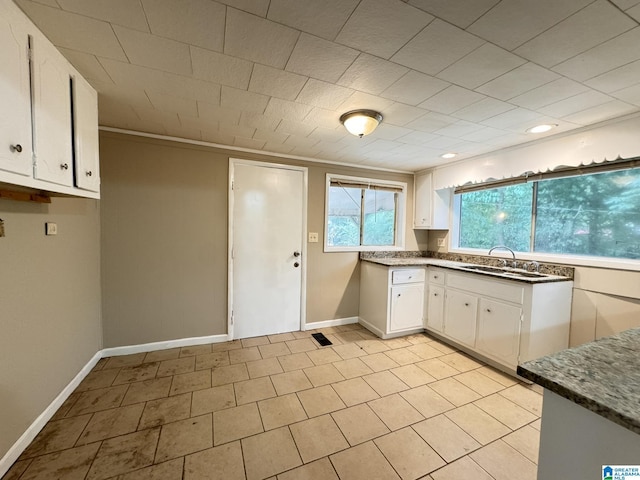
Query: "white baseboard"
358 317 385 338
101 334 229 357
303 316 359 330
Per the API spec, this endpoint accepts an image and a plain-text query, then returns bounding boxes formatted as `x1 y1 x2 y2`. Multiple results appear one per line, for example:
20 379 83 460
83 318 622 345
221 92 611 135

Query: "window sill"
324 245 404 253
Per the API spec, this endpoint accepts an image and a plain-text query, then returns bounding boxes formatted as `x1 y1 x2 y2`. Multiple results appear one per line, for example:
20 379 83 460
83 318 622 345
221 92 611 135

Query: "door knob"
294 262 300 268
293 251 300 257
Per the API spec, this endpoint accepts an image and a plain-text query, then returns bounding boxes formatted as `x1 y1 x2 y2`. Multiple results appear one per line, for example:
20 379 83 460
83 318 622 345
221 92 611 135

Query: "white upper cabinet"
413 172 451 229
0 12 32 177
72 76 100 192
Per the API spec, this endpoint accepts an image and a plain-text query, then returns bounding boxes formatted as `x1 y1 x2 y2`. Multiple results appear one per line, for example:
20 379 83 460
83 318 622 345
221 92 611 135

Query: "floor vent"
311 332 333 346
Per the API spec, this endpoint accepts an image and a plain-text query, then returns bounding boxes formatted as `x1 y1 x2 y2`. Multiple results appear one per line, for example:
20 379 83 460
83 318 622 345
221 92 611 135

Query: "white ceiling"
15 0 640 172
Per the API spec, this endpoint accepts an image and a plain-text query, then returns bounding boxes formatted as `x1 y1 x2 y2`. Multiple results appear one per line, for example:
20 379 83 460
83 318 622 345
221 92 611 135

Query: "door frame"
228 158 308 340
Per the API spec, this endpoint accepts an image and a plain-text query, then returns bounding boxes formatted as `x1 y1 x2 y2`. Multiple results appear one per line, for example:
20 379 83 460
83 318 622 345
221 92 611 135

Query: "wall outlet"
308 232 319 243
45 222 57 235
437 237 445 247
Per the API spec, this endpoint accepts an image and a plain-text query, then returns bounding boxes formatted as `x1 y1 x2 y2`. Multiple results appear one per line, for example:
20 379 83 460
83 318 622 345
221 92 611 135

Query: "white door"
230 160 306 339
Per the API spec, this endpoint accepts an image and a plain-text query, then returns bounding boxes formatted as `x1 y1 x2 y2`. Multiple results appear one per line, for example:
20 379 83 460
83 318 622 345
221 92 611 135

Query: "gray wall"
0 195 102 460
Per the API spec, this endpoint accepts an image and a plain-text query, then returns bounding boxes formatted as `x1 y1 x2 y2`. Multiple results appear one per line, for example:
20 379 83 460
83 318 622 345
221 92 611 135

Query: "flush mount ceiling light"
441 152 457 159
526 124 558 134
340 110 383 138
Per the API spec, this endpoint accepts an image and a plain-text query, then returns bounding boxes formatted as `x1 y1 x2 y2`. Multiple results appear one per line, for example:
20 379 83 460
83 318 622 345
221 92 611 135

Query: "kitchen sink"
459 264 549 279
459 265 506 273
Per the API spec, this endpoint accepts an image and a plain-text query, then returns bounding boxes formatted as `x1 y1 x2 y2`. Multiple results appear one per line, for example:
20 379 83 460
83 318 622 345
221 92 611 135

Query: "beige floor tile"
170 370 211 395
120 458 184 480
439 352 484 372
474 393 537 430
334 331 367 344
445 404 511 445
333 358 374 379
407 343 443 360
416 358 459 380
356 339 391 354
289 414 349 463
113 362 159 385
143 348 181 363
292 330 313 339
368 393 424 431
2 459 31 480
157 357 195 377
303 364 345 387
20 414 92 458
332 404 389 445
430 377 482 406
86 428 160 480
270 370 312 395
242 336 270 348
155 414 213 463
428 340 458 354
268 332 296 343
391 364 436 387
430 455 494 480
454 370 505 396
277 352 314 371
21 443 100 480
385 348 422 365
523 382 543 394
286 338 319 353
104 353 146 369
76 404 144 445
499 385 543 416
213 403 263 445
332 343 367 360
296 385 346 417
92 357 109 371
382 337 413 349
68 385 128 416
76 369 119 392
180 344 212 357
229 347 262 364
139 393 192 429
413 414 481 462
360 352 400 372
191 384 236 416
330 441 400 480
306 348 342 366
363 371 410 396
400 385 455 419
375 427 445 479
242 427 302 480
407 333 432 344
50 392 81 421
277 457 339 480
195 351 230 370
502 425 540 464
476 366 518 387
323 333 343 345
247 357 284 378
259 342 292 358
184 442 244 480
332 377 380 406
212 339 243 352
258 393 307 430
211 363 249 386
234 376 277 405
470 440 537 480
122 377 172 406
530 419 541 431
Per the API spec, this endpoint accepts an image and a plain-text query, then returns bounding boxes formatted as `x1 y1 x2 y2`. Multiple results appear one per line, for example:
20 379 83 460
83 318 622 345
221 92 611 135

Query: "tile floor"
2 324 542 480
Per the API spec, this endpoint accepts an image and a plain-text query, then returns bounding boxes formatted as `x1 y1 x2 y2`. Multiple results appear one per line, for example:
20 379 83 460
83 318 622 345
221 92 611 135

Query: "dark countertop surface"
517 327 640 434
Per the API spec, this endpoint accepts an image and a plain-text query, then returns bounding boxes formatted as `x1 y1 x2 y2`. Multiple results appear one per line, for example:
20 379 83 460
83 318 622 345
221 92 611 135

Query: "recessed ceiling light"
526 124 557 134
441 152 457 159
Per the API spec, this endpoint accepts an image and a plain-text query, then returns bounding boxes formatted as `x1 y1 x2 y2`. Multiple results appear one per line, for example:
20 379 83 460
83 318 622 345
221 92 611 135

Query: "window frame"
324 173 407 253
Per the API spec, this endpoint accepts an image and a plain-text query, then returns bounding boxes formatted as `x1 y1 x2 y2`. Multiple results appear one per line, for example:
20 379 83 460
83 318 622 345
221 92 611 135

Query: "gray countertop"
517 328 640 434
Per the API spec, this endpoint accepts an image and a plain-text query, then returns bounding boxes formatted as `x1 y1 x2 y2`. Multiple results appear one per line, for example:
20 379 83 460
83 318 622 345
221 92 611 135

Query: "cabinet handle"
10 144 23 153
486 308 492 313
60 163 69 170
433 275 438 279
397 294 401 297
433 293 438 297
86 170 92 177
464 302 469 307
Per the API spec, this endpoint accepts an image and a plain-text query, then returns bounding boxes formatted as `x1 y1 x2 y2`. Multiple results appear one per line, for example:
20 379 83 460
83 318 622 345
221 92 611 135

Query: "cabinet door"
72 76 100 192
426 284 445 332
476 298 522 367
32 39 73 186
0 15 32 176
444 289 478 347
390 283 424 332
413 172 431 228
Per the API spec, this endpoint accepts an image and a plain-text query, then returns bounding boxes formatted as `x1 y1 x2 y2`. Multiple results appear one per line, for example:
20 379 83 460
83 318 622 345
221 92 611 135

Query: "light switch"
308 232 319 243
45 222 57 235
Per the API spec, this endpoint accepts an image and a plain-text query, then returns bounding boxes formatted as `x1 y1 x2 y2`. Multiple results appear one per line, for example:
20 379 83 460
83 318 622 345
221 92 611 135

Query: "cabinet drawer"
447 272 524 304
392 268 425 284
428 268 445 285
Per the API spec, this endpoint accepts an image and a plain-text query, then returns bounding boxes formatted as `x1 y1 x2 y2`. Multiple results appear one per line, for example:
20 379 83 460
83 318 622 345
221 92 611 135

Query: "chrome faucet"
488 245 517 268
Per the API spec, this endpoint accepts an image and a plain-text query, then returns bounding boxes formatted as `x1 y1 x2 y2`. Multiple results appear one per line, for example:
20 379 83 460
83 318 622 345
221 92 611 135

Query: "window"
454 162 640 260
325 174 406 251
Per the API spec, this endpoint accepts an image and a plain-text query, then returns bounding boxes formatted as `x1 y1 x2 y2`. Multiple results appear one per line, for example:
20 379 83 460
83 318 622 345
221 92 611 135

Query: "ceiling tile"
277 120 316 137
406 112 457 132
29 0 60 7
509 78 589 110
381 71 449 106
407 0 499 29
218 123 256 138
382 103 430 127
253 129 289 144
418 85 485 114
467 0 591 50
285 34 359 83
337 54 408 95
264 98 313 121
239 112 282 131
56 0 149 31
586 58 640 93
610 0 640 9
248 64 307 101
146 91 198 117
437 43 525 89
296 79 354 109
233 136 266 150
396 130 439 145
113 26 192 75
335 0 434 59
611 84 640 106
538 90 614 118
475 62 560 100
303 108 342 129
141 0 225 52
514 0 636 68
201 129 236 146
220 86 270 113
460 126 509 143
98 98 139 126
552 27 640 82
224 8 299 68
91 78 153 109
197 101 242 123
370 124 414 141
178 114 209 132
391 19 484 75
423 135 462 149
57 48 113 84
480 107 542 130
215 0 269 16
16 1 127 60
262 142 295 154
132 105 180 128
452 97 516 122
433 120 485 138
284 134 319 148
267 0 358 41
628 4 640 21
308 127 348 143
191 46 253 89
562 100 637 125
338 92 395 114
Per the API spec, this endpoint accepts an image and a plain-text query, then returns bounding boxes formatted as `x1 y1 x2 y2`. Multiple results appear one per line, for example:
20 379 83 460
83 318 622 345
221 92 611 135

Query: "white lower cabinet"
444 289 478 348
390 283 424 332
426 284 444 332
476 298 522 367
